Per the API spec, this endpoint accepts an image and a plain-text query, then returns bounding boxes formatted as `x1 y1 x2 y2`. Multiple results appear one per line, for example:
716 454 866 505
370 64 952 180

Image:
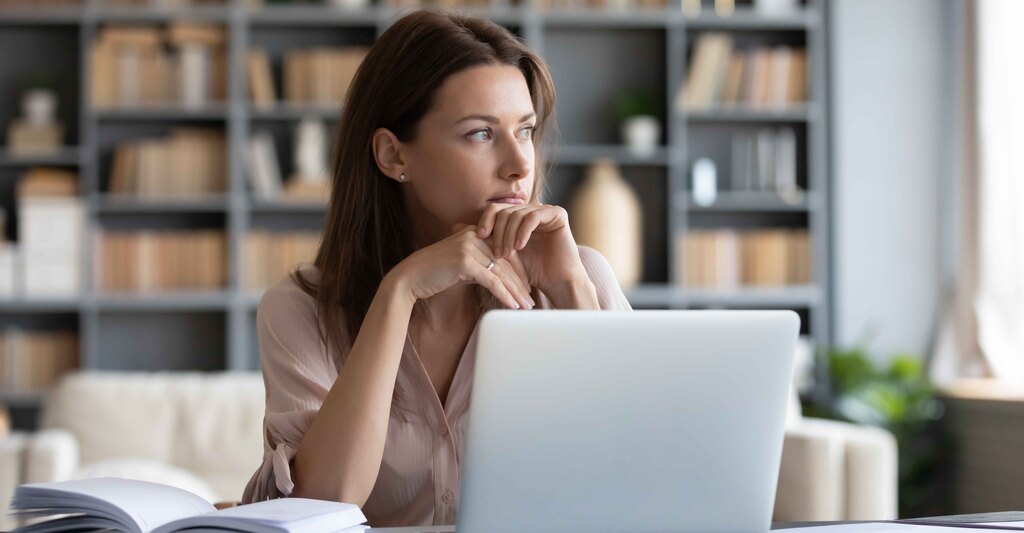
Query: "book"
247 48 277 108
246 131 284 199
245 231 320 290
680 33 732 110
98 230 227 292
768 46 792 107
678 42 807 110
180 43 211 109
0 329 77 392
282 47 368 105
773 127 799 199
680 228 810 288
108 129 225 197
10 477 368 533
91 25 225 108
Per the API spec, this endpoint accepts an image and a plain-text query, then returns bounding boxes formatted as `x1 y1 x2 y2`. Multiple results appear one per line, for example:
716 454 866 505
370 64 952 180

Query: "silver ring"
485 260 495 271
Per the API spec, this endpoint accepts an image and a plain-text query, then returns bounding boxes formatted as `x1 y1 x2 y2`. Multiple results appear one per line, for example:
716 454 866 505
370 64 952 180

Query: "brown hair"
294 9 557 367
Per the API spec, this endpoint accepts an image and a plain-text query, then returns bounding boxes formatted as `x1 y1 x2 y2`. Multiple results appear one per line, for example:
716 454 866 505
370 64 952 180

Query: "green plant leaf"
612 88 660 123
888 354 923 381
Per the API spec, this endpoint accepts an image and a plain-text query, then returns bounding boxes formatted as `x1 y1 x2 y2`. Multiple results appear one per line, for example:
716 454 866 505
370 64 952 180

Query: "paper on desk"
783 523 1005 532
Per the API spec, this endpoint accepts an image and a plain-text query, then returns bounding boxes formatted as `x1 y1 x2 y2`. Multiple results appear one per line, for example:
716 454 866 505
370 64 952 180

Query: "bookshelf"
0 0 832 428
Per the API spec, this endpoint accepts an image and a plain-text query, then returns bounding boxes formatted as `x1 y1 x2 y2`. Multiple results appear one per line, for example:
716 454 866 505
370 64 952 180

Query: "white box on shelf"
0 242 16 298
18 197 84 252
19 249 80 297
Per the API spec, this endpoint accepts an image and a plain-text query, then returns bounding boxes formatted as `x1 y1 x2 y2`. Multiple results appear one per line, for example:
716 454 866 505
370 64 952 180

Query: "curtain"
931 0 1024 386
974 0 1024 384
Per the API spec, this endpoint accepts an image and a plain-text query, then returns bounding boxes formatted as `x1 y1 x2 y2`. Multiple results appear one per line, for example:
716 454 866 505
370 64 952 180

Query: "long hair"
293 9 557 372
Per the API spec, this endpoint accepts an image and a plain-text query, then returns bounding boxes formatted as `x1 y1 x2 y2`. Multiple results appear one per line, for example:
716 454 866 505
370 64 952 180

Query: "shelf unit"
0 0 831 425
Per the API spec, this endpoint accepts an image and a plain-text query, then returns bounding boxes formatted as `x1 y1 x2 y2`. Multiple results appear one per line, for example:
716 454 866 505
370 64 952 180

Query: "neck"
403 188 452 251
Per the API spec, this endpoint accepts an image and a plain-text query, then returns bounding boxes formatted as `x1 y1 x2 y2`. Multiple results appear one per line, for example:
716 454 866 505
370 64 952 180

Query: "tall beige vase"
569 158 643 289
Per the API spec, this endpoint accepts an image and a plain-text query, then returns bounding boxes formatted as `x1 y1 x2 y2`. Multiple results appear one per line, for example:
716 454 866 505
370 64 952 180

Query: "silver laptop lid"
457 310 800 533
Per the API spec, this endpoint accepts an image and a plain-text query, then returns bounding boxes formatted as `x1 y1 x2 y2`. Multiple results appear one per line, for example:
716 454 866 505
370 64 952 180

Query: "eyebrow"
454 112 537 126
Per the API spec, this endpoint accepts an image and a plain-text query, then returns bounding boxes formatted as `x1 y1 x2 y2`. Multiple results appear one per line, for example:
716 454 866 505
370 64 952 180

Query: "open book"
9 477 368 533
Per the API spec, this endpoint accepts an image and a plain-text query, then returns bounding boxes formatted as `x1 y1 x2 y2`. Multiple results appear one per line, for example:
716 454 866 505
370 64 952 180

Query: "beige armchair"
0 371 898 530
774 403 899 521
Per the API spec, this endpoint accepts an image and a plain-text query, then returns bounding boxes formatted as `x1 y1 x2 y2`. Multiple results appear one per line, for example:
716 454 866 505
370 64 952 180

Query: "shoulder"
256 265 322 335
576 245 633 311
576 245 617 287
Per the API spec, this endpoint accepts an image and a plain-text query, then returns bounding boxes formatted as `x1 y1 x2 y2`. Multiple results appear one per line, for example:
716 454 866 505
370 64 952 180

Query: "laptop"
370 310 800 533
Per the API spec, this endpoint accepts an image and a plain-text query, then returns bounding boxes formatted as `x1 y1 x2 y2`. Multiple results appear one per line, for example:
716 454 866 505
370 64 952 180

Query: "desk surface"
366 512 1024 532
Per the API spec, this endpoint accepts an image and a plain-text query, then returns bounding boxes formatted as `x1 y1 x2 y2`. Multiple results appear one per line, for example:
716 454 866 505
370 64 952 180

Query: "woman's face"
398 64 537 245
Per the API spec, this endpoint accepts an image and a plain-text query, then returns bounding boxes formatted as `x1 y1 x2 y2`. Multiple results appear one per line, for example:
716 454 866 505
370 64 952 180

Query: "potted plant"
612 88 662 157
803 345 950 518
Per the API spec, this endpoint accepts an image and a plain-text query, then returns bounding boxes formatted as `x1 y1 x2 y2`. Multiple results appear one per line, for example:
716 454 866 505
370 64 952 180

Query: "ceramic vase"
569 158 643 289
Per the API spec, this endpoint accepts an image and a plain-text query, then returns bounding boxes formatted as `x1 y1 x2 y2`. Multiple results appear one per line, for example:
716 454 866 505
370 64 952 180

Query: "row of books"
729 127 799 194
97 230 227 292
247 47 369 108
244 231 320 290
678 228 811 288
0 0 79 5
108 128 226 196
0 330 78 393
246 130 331 201
104 0 224 5
90 24 227 109
680 33 807 111
535 0 668 7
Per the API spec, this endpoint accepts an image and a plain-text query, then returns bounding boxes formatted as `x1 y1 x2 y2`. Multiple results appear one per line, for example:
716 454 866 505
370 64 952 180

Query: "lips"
488 193 527 204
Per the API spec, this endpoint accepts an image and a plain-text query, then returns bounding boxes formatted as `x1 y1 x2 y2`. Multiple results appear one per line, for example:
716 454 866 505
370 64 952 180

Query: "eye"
518 126 535 140
467 128 492 142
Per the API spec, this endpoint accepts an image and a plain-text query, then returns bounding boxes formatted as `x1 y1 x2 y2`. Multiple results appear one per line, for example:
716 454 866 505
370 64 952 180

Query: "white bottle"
692 157 718 207
293 117 328 182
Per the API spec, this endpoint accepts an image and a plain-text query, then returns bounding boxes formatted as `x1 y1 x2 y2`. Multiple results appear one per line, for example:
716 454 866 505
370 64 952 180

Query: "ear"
372 127 408 182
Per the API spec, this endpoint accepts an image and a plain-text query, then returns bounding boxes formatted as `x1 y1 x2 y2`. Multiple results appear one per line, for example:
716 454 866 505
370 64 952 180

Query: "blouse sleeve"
577 245 634 311
242 273 348 503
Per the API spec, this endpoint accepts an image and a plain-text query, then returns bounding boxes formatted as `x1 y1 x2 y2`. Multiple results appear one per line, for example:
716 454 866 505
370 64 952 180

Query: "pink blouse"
241 245 632 526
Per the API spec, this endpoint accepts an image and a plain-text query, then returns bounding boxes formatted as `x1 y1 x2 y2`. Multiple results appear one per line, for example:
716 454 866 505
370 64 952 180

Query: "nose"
498 132 533 182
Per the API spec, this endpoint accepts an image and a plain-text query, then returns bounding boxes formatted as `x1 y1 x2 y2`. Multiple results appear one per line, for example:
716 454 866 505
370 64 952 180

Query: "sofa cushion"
168 372 265 502
42 372 179 466
42 371 266 503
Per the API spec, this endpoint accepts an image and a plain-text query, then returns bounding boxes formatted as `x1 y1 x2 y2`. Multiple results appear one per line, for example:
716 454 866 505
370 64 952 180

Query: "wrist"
380 268 417 310
541 273 599 310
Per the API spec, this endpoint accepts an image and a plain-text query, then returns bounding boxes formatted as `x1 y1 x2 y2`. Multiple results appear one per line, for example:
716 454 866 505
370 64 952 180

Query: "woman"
241 8 633 527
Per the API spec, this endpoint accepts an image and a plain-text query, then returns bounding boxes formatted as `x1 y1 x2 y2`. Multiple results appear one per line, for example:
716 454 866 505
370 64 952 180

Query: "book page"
153 497 366 533
15 478 215 533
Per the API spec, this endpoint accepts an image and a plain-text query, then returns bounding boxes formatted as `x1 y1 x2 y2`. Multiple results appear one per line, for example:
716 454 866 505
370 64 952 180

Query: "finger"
467 235 533 309
506 250 532 291
492 205 530 259
513 209 545 252
452 222 471 234
464 246 520 309
489 207 511 259
476 202 505 239
503 206 537 257
493 259 534 309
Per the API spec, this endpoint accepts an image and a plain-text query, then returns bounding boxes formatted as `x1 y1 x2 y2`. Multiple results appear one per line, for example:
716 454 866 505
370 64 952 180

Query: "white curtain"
973 0 1024 385
930 0 1024 387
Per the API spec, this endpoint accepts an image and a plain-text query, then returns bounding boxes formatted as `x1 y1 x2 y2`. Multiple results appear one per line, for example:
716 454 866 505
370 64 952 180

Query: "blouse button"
439 426 449 437
442 490 454 504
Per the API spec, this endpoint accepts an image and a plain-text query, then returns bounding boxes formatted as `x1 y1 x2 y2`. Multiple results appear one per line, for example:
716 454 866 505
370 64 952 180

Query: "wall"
830 0 950 360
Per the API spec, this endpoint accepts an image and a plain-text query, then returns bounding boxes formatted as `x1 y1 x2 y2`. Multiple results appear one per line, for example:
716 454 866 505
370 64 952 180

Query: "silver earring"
399 173 406 182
